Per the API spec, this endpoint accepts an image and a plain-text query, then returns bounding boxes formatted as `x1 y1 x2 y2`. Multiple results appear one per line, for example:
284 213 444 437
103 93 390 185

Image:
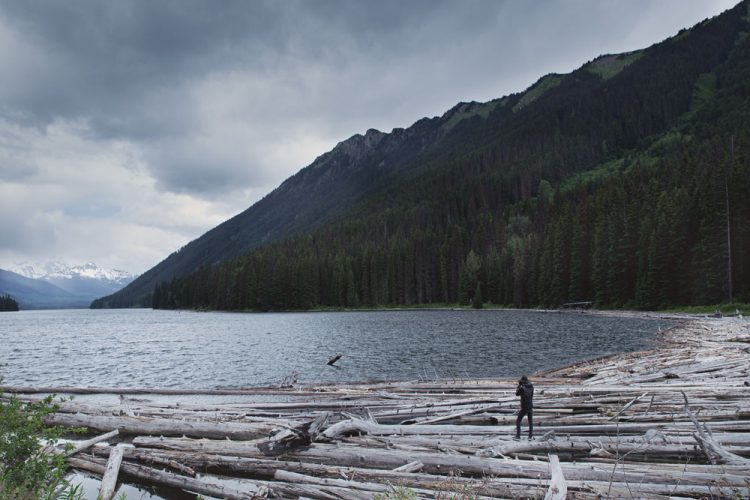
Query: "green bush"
0 381 81 499
374 486 418 500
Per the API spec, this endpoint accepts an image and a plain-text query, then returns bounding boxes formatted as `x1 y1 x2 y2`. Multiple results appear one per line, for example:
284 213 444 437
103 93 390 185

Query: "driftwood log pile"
3 317 749 498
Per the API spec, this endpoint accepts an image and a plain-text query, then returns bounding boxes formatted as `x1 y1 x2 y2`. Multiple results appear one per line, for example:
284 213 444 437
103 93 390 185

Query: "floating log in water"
327 353 343 366
98 443 125 500
4 317 748 498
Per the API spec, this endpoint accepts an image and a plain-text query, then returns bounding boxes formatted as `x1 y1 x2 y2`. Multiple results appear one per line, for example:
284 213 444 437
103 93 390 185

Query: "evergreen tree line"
152 131 750 312
0 294 19 312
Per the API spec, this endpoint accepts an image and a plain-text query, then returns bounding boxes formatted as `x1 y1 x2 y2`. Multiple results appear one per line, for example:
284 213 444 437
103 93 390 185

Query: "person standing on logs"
515 375 534 439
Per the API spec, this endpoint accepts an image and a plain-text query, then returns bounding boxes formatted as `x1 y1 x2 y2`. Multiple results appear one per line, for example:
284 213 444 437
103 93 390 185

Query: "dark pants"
516 408 533 438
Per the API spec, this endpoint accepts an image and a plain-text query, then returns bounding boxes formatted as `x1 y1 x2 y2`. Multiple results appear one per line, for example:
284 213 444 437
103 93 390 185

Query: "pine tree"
458 250 482 305
471 282 483 309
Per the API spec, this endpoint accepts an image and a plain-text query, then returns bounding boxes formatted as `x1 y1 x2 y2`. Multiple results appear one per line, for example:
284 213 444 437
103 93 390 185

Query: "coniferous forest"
0 294 19 312
109 2 750 312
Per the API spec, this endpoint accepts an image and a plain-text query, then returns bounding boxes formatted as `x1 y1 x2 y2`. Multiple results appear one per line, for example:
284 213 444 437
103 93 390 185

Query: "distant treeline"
0 294 19 311
151 3 750 312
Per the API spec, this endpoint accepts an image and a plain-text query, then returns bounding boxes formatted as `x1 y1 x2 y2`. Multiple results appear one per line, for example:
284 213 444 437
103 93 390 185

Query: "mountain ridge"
95 1 750 310
2 262 135 309
10 261 135 284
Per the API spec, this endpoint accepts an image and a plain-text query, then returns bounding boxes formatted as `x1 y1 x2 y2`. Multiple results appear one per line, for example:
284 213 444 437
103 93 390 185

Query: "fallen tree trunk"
63 429 119 457
46 412 277 440
544 454 566 500
98 444 125 500
683 391 750 466
67 456 266 499
320 417 506 439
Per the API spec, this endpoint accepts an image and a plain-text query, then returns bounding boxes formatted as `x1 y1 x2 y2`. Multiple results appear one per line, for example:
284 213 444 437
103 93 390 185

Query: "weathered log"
682 391 750 466
118 394 135 417
63 429 119 457
483 437 707 461
98 444 125 500
259 479 376 500
93 443 196 477
0 385 318 396
393 460 423 472
608 391 648 421
327 353 343 366
46 412 277 440
67 456 266 499
308 411 331 441
544 454 566 500
274 469 389 493
579 479 750 498
321 417 508 439
401 403 500 425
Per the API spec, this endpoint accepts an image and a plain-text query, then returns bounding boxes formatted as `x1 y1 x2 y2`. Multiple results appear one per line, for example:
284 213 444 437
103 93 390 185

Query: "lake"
0 308 673 389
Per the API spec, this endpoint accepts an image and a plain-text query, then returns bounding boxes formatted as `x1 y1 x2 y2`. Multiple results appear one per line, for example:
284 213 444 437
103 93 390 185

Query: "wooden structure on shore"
2 318 749 498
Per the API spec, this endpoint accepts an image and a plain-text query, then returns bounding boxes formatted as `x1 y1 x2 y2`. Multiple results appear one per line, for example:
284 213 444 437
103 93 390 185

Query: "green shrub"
374 486 418 500
0 381 81 499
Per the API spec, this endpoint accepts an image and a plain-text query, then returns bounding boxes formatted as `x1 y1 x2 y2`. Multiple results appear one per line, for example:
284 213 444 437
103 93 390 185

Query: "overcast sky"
0 0 738 275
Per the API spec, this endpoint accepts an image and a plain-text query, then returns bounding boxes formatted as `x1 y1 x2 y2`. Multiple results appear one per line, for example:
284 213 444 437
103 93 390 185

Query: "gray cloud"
0 0 738 272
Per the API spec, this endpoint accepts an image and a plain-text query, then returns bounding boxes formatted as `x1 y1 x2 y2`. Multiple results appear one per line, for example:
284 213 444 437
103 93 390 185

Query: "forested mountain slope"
98 1 750 310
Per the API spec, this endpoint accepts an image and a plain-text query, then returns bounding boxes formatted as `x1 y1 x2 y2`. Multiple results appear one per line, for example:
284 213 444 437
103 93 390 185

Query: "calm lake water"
0 308 673 389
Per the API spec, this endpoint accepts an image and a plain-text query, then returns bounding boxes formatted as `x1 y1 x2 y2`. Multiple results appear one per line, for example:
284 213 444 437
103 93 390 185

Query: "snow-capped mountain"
1 262 137 309
10 261 135 285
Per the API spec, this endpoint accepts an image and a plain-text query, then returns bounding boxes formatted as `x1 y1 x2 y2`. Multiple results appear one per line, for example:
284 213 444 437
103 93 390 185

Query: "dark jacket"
516 382 534 411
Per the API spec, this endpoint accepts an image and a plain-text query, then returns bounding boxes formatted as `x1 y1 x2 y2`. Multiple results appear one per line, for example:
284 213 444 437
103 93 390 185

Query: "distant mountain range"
96 1 750 311
0 262 135 309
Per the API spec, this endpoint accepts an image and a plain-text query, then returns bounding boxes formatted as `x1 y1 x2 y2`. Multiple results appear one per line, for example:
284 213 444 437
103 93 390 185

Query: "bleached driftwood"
46 412 277 440
393 460 423 472
544 454 566 500
682 391 750 466
63 429 119 457
98 444 125 500
68 455 266 500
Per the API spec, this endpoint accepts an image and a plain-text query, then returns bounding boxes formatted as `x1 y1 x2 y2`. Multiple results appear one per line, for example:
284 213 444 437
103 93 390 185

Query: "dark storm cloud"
0 1 280 129
0 0 454 194
0 1 430 127
1 1 736 172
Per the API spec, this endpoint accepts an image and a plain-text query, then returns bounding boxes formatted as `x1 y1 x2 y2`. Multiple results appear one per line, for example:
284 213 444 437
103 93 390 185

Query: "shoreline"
4 316 749 498
84 303 733 320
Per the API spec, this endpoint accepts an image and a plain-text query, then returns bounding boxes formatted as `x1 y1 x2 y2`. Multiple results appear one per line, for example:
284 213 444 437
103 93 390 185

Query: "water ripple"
0 309 671 389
